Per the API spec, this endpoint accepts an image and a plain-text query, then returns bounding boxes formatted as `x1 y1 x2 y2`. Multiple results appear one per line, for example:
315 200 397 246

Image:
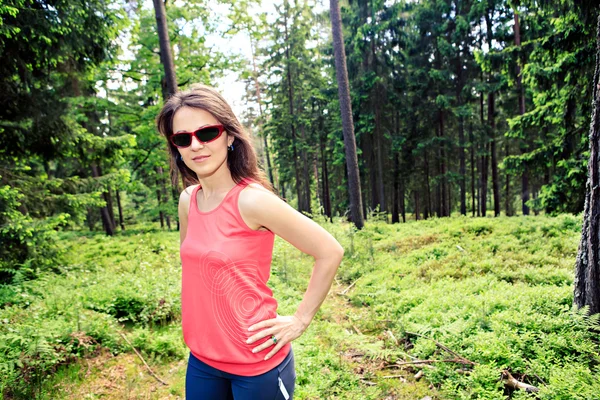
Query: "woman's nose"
190 135 205 150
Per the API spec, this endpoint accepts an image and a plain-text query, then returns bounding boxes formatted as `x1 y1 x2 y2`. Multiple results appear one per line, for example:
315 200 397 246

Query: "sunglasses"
170 124 225 148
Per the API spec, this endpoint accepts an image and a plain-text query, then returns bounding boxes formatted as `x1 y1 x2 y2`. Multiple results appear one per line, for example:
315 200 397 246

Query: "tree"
573 15 600 315
330 0 364 229
153 0 177 98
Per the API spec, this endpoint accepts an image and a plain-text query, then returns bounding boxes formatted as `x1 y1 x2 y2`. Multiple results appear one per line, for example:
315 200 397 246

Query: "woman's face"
172 106 234 178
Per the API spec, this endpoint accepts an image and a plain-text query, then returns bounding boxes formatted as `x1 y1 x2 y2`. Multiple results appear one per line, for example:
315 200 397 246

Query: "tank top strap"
225 177 253 205
189 178 254 216
188 184 202 215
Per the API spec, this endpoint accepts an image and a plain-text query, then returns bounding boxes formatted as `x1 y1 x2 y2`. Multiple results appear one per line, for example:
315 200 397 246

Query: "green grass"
1 214 599 399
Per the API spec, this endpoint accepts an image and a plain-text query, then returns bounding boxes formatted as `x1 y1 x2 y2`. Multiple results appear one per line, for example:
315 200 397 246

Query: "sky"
101 0 328 118
211 0 327 117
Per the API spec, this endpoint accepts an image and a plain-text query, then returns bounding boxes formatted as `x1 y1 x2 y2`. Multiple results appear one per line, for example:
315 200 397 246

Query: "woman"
156 84 344 399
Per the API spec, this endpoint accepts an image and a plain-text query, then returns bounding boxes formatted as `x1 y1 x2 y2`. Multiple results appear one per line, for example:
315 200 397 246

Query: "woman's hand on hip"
246 315 307 360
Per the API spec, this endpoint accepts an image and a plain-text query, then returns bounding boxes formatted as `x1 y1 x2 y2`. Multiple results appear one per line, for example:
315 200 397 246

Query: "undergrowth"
1 214 598 399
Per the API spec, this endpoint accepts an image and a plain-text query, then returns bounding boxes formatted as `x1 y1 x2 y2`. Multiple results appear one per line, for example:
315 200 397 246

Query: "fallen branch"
339 277 361 295
361 379 377 386
405 331 477 366
119 331 168 386
502 370 540 393
396 359 474 366
383 374 407 382
386 330 399 345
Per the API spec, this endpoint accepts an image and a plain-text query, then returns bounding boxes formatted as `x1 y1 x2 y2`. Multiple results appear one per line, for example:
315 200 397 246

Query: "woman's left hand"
246 315 307 360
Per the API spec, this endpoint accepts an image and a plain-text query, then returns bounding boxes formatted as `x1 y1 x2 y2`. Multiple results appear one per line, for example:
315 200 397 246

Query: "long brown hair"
156 84 274 192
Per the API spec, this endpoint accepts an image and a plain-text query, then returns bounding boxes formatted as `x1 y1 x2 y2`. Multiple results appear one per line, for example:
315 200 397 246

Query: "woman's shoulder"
180 184 200 199
242 180 273 194
238 181 282 231
179 184 200 211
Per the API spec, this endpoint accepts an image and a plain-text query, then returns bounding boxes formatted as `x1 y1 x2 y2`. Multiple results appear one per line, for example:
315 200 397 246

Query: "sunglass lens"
195 127 220 142
172 134 192 147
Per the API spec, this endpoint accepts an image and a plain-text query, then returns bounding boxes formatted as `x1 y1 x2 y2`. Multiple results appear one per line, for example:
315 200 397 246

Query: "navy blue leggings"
185 348 296 400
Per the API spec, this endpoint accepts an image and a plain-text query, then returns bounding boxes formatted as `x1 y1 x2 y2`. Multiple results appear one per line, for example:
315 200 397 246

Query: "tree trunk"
158 166 171 229
368 134 377 213
283 5 304 213
97 165 116 228
457 53 466 216
153 0 178 231
505 141 511 216
574 16 600 314
91 163 115 236
425 149 432 217
439 111 448 217
374 97 385 213
300 124 312 214
489 91 500 217
280 181 287 201
401 183 406 223
486 10 500 217
514 10 530 216
470 119 476 216
330 0 364 229
250 35 275 188
320 128 332 221
459 114 466 216
116 189 125 231
482 152 489 217
392 152 399 223
152 0 177 98
313 146 320 211
414 191 420 221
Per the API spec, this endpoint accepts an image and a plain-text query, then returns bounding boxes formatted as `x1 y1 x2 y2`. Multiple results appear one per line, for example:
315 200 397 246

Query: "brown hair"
156 84 274 192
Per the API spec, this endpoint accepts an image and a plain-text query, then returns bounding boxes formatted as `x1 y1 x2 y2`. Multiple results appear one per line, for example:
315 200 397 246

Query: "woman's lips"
192 155 210 163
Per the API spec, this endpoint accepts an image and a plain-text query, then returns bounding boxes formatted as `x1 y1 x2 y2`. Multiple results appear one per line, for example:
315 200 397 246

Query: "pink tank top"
180 177 291 376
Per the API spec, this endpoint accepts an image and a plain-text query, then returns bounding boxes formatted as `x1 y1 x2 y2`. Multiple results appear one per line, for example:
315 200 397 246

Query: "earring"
228 143 234 152
177 154 182 161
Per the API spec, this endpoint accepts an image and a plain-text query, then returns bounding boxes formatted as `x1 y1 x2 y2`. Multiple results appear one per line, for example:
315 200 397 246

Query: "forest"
1 0 600 398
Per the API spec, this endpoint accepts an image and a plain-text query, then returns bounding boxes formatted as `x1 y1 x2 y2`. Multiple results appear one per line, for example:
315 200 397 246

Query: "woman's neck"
196 165 236 198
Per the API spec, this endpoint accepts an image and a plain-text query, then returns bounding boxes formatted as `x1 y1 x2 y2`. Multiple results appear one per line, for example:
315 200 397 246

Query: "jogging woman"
156 84 344 399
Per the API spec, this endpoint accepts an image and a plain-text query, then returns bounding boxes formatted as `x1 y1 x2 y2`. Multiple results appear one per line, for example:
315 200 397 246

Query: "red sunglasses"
170 124 225 148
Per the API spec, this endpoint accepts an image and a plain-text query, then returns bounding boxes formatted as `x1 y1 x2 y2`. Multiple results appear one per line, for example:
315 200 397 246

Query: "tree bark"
505 141 512 216
320 127 332 221
313 146 321 211
459 115 466 216
283 4 304 213
455 48 466 215
152 0 177 98
116 189 125 230
392 152 399 223
425 149 432 217
91 163 115 236
97 165 116 228
514 10 530 216
482 152 489 217
250 35 274 188
158 166 171 229
470 119 476 216
300 123 312 214
414 191 420 221
574 15 600 315
330 0 364 229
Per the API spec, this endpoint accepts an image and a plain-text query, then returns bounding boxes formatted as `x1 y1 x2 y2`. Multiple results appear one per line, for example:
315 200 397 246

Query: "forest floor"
4 213 600 399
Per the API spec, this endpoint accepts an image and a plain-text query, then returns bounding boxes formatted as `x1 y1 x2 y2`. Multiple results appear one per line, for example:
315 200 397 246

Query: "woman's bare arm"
178 187 193 246
240 184 344 360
